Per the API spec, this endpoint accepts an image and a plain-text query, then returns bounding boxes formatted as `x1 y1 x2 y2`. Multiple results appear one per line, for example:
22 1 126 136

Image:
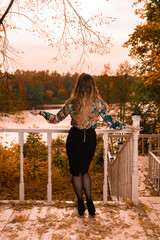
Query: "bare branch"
0 0 113 71
9 11 47 35
0 0 15 24
66 0 104 46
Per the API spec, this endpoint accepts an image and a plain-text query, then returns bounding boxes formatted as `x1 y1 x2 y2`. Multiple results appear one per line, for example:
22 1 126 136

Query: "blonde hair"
67 73 104 129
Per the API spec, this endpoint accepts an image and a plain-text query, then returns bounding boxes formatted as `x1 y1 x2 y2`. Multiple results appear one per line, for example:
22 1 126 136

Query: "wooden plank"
30 206 49 239
0 206 7 218
28 206 39 220
0 206 44 240
41 229 54 240
0 208 14 231
21 206 41 239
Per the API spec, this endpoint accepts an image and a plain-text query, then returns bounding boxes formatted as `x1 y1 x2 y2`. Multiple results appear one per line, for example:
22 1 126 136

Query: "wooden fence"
139 134 160 155
148 150 160 194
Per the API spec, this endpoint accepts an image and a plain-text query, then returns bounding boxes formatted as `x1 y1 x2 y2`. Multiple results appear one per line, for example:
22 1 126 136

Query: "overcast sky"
7 0 142 75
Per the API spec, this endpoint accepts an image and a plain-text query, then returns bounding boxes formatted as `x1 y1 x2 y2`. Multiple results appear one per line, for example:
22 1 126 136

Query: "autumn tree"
97 63 112 105
123 0 160 130
123 0 160 93
114 61 133 121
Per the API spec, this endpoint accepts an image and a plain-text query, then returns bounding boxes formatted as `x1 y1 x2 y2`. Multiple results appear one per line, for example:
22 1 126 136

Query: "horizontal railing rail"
148 151 160 194
0 128 132 134
0 127 133 203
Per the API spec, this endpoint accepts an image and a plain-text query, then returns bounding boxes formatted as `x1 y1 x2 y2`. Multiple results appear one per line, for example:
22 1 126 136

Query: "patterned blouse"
39 99 126 130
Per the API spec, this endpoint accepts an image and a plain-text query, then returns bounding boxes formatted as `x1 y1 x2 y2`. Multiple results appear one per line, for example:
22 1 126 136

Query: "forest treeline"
0 67 159 134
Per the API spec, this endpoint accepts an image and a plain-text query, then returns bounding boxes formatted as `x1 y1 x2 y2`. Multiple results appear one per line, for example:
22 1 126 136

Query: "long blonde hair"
67 73 102 129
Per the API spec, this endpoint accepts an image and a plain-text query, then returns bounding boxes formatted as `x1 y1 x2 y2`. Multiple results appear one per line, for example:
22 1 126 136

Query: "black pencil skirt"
66 126 97 176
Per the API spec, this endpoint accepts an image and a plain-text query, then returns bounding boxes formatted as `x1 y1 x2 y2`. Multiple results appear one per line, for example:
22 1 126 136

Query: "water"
0 108 71 147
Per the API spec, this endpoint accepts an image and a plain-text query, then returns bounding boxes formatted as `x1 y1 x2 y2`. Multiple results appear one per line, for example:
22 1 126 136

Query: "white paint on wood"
148 151 160 194
47 132 52 203
103 133 108 203
131 115 140 204
19 132 24 202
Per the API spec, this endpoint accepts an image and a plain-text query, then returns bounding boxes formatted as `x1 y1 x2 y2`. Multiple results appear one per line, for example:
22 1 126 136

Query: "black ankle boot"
78 199 85 216
87 199 95 216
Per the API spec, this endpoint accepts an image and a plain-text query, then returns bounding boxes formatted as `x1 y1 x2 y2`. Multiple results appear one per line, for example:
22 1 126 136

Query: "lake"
0 108 71 147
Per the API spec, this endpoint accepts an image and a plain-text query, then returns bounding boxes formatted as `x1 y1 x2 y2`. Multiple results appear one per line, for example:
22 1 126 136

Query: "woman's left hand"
30 109 40 116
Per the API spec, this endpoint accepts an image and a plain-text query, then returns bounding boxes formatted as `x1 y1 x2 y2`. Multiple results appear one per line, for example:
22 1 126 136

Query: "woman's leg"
82 172 91 200
72 174 85 216
82 172 95 216
72 174 83 200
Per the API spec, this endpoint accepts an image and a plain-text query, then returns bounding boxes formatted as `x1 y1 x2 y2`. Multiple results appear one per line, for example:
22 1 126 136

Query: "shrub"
51 135 69 173
23 133 48 180
0 142 19 187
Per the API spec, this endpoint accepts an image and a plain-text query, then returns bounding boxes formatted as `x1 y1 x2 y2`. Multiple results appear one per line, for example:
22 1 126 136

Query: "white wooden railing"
108 115 140 204
108 135 132 201
148 150 160 194
0 117 140 204
139 134 160 155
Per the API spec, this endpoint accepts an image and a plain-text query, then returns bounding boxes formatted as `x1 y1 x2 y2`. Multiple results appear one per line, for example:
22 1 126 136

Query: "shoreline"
32 104 64 110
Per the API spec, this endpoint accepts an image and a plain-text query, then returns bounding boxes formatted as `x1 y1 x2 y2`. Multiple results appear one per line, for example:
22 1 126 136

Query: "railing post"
103 132 108 203
131 113 141 204
148 138 152 152
148 152 151 180
19 132 24 202
47 132 52 203
158 132 160 154
142 137 144 155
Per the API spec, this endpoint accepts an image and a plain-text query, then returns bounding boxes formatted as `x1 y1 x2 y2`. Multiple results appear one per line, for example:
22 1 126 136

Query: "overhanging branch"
0 0 15 25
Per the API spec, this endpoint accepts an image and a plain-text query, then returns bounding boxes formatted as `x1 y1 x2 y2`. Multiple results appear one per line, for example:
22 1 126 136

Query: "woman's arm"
99 100 126 130
99 100 142 131
30 103 70 124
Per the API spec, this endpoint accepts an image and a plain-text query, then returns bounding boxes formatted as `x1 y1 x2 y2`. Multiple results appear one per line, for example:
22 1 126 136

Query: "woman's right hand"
126 124 143 132
30 109 40 116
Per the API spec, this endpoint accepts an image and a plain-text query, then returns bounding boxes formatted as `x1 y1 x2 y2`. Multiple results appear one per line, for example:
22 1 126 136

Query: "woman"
31 73 139 216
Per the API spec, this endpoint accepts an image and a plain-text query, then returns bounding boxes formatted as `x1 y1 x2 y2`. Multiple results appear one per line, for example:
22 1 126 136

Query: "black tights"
72 172 92 201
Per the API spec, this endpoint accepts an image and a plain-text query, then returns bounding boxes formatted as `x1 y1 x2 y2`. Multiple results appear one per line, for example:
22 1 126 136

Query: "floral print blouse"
39 99 126 130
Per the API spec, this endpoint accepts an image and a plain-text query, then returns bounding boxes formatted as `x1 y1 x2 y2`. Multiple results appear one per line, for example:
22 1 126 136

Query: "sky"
6 0 143 75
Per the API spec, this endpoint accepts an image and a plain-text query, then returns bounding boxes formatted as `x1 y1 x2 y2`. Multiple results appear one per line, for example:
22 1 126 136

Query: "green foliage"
114 61 135 121
23 133 48 180
23 133 47 161
96 61 136 122
51 135 68 174
93 134 104 167
32 80 45 105
126 79 160 134
96 75 112 105
0 73 25 114
94 143 103 166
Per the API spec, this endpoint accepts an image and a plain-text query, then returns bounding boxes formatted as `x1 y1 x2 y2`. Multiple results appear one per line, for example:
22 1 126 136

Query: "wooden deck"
0 198 160 240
